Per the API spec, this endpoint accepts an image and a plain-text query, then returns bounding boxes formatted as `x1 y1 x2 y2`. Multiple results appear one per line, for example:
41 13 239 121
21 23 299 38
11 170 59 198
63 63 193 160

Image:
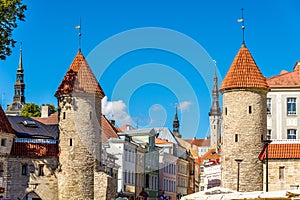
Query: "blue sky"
0 1 299 139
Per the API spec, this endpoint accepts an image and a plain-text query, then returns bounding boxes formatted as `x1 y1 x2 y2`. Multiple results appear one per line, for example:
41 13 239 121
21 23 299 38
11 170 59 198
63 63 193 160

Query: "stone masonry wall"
7 156 58 200
94 171 117 200
57 93 102 200
221 90 267 192
264 159 300 191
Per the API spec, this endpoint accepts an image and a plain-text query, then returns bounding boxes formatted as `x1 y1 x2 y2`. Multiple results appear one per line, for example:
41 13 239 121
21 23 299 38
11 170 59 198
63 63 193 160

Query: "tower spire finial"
18 42 23 70
238 8 245 46
75 17 82 51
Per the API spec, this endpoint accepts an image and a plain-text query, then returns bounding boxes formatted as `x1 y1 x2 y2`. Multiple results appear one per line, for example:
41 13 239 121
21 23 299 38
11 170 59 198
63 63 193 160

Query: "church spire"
173 106 181 138
6 42 25 116
209 65 221 116
14 42 25 104
18 42 23 70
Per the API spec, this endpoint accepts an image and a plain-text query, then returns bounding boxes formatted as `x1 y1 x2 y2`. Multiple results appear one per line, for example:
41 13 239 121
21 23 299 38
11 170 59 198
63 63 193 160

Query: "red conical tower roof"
55 50 105 97
220 44 268 92
0 106 15 134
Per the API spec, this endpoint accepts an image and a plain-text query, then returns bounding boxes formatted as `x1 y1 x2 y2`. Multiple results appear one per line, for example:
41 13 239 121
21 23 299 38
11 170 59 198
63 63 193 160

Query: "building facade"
267 61 300 140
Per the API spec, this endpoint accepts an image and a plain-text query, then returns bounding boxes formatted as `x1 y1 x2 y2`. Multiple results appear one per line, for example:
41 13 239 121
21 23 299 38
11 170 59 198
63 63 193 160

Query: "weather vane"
75 17 82 51
237 8 245 45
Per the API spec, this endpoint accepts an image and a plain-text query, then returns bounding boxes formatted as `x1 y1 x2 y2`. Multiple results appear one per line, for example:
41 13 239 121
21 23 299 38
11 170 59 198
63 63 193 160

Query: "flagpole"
241 8 245 45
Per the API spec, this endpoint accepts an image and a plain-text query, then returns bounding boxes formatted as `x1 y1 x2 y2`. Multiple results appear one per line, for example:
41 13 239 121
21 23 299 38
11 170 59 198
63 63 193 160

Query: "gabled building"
259 140 300 191
1 106 58 200
199 148 221 191
123 128 159 200
156 138 177 200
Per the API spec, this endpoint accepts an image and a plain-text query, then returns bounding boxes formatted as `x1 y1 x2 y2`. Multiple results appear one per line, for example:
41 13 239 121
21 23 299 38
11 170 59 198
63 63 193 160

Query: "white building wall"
267 89 300 140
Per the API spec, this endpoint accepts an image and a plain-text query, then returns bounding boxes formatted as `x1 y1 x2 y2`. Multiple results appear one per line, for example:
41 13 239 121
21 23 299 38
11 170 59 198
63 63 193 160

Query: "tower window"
21 164 27 175
225 107 227 115
90 112 92 119
70 138 73 146
235 134 238 142
249 106 252 114
38 164 44 176
279 166 285 180
1 139 6 147
63 112 66 119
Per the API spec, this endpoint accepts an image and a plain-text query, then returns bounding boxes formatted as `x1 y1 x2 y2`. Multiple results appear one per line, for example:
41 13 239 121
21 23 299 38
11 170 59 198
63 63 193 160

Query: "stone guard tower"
219 44 269 192
55 50 105 199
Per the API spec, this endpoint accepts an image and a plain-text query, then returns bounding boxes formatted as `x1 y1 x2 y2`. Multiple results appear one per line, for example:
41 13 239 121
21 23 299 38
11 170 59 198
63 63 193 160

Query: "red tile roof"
0 106 15 134
200 148 221 164
11 142 58 157
55 50 105 97
259 143 300 160
220 45 268 91
101 115 120 143
184 138 210 147
34 112 58 125
267 61 300 88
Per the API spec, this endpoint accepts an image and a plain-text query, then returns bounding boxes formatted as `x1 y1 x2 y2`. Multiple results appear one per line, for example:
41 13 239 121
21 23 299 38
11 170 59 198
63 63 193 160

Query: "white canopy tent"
181 187 300 200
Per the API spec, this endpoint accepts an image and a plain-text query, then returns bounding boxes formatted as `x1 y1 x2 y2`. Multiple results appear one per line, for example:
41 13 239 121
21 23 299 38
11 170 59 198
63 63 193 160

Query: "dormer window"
21 120 38 128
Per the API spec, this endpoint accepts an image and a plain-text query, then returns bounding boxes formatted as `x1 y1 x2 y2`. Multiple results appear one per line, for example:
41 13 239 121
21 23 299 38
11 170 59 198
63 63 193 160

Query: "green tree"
0 0 27 60
41 103 57 115
21 103 41 117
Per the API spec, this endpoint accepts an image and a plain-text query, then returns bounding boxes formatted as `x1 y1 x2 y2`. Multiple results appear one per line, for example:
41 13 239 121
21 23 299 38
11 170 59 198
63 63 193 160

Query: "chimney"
41 106 50 118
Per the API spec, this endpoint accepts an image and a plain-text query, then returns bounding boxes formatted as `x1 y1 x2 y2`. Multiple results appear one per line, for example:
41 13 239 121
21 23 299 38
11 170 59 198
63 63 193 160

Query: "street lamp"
234 159 243 192
264 139 272 192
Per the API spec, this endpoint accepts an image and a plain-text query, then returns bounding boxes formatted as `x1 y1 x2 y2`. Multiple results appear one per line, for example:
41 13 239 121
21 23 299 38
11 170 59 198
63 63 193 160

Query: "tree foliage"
21 103 41 117
0 0 27 60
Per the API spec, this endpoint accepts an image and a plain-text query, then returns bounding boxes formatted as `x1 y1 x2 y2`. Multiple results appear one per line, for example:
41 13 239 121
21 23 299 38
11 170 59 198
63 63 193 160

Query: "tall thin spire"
209 61 221 116
18 42 23 70
237 8 245 46
6 42 25 116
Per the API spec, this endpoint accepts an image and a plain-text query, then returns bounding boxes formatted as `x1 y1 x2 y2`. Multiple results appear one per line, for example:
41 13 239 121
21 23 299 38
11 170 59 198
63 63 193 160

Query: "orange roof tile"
259 143 300 160
55 50 105 97
155 138 171 145
185 138 210 147
267 62 300 88
34 112 58 125
200 148 220 164
220 45 268 91
101 115 120 143
0 106 15 134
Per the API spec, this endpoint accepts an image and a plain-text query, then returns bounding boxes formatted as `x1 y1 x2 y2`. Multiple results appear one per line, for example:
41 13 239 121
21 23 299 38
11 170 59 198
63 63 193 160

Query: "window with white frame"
267 98 272 115
287 98 297 115
287 129 297 139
